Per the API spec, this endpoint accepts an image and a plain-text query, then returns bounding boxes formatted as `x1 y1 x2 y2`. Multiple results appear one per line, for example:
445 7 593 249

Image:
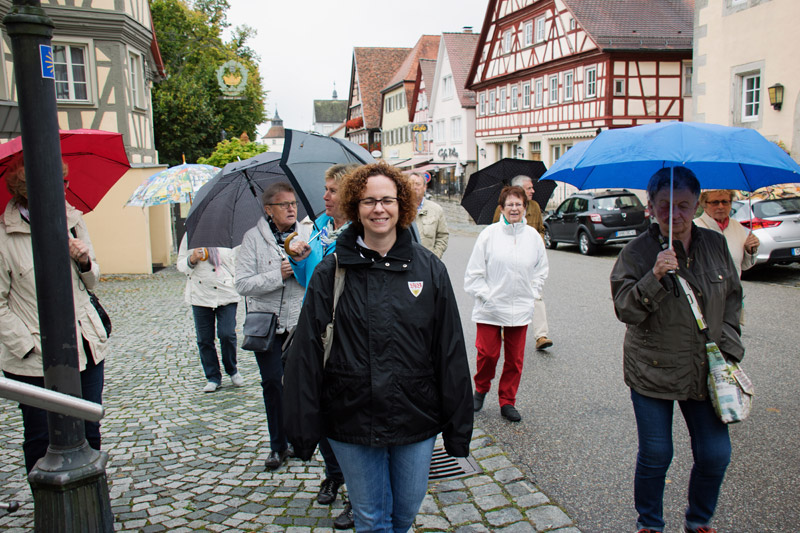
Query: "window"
552 144 562 161
503 30 512 53
570 18 576 30
129 51 145 109
613 79 625 96
451 116 462 142
499 87 507 112
742 73 760 121
386 97 393 113
443 75 454 99
489 89 496 113
549 75 558 104
53 44 89 101
683 62 693 97
511 86 519 111
529 141 542 161
535 79 543 107
435 119 445 142
522 83 531 108
524 22 533 46
585 67 597 98
479 92 486 115
564 71 573 101
535 16 546 43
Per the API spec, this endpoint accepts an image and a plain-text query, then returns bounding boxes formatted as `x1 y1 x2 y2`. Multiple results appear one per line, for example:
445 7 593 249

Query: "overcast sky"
224 0 490 137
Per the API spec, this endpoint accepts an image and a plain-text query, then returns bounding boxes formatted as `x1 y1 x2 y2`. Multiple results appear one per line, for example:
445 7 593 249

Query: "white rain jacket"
464 218 549 327
176 234 240 308
0 200 108 377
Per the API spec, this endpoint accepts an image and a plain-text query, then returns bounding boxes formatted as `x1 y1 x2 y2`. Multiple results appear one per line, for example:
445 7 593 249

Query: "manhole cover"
428 446 481 481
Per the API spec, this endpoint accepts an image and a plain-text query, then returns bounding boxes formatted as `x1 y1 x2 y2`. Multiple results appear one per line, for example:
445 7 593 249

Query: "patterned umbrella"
126 163 220 206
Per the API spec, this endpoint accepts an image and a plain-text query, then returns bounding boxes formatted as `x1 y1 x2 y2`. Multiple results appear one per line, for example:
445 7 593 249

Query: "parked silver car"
730 196 800 266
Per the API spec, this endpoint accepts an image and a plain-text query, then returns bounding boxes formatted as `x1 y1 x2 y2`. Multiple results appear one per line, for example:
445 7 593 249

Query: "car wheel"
578 231 597 255
544 228 557 249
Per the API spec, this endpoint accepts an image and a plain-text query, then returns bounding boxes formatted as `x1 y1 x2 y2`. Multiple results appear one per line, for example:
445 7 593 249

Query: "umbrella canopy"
541 121 800 192
186 131 374 249
0 129 130 212
460 158 554 224
126 163 220 207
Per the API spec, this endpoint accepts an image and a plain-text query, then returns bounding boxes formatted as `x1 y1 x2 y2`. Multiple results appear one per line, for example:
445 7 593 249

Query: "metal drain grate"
428 446 481 481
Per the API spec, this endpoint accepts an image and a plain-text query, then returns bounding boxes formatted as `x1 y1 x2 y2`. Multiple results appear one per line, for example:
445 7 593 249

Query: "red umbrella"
0 129 130 212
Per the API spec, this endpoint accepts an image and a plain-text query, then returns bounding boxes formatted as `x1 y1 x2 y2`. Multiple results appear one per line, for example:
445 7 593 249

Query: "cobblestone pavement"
0 208 580 532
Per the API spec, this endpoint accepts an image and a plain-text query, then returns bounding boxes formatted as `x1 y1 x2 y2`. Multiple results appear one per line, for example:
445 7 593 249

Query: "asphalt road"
441 234 800 533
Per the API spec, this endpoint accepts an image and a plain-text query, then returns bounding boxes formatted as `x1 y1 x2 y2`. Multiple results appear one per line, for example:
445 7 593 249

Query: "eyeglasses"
267 201 297 210
504 203 524 209
706 200 731 207
359 197 398 208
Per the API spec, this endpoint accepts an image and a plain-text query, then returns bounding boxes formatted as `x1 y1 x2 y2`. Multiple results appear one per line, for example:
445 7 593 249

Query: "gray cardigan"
235 217 311 333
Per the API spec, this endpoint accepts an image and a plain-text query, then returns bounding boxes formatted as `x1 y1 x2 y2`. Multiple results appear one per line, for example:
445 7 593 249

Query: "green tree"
151 0 266 167
197 133 268 167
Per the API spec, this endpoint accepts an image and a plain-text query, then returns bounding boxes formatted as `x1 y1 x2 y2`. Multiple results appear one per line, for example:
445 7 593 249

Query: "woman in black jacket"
284 162 473 532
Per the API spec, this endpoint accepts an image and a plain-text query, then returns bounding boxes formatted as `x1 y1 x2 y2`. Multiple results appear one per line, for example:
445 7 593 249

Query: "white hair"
510 175 532 187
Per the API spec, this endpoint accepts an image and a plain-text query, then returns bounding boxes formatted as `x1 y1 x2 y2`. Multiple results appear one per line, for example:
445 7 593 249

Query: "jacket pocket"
393 370 439 424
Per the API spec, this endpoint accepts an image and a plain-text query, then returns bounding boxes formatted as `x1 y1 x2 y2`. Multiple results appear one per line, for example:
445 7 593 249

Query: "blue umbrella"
541 121 800 244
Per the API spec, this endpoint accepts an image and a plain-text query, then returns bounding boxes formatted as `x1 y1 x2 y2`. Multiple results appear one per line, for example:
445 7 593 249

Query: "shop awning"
397 156 432 169
409 162 456 174
482 135 521 144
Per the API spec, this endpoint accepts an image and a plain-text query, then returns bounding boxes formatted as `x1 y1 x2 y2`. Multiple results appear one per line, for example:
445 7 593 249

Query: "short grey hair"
510 175 532 187
646 166 700 203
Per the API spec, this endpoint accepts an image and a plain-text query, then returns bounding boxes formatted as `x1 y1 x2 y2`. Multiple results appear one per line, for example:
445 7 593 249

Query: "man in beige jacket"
409 172 449 258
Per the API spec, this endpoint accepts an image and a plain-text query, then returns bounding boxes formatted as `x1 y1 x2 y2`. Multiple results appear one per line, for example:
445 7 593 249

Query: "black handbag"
241 311 278 352
89 290 112 337
70 228 111 337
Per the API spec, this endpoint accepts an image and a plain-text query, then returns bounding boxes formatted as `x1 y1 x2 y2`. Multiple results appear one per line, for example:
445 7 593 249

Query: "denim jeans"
4 355 104 474
630 389 731 532
192 303 238 385
329 436 436 533
254 332 288 453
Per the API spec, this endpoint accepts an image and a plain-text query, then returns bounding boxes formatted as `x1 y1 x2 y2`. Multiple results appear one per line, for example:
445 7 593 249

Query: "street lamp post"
2 1 113 531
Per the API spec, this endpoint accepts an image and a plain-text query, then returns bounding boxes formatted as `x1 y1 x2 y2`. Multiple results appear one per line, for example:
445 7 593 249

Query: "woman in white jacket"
464 185 548 422
176 235 241 393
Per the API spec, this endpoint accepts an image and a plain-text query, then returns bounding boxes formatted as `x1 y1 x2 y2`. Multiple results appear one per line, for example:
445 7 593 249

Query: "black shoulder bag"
70 228 112 336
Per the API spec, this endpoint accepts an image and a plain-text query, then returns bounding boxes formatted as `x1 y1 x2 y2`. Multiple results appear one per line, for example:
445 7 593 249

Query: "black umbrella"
460 158 555 224
186 131 374 248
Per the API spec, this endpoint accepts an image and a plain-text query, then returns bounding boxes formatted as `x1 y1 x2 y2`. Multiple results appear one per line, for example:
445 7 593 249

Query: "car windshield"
753 197 800 218
595 195 641 210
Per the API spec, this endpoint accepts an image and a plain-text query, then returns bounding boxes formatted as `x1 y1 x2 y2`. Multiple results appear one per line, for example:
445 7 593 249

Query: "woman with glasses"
235 182 312 471
283 162 473 532
610 168 744 533
694 190 759 278
464 185 549 423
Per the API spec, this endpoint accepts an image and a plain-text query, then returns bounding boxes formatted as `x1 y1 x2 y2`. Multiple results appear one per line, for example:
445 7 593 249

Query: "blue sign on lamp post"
39 44 54 79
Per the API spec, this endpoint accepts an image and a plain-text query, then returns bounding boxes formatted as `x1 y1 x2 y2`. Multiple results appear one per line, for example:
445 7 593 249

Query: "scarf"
320 219 350 252
267 216 295 246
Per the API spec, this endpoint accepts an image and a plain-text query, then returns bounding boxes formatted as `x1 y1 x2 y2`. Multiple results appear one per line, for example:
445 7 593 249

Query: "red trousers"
473 323 528 407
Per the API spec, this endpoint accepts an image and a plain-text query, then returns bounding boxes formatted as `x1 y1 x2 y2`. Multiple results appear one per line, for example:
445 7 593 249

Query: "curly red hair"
339 162 416 230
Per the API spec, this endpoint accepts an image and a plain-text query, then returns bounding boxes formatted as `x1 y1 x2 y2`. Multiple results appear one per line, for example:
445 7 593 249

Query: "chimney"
463 26 473 33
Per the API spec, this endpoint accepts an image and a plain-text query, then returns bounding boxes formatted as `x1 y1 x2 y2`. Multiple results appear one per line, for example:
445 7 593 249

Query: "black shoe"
473 391 486 412
333 499 354 530
265 446 292 471
317 477 342 505
501 404 522 422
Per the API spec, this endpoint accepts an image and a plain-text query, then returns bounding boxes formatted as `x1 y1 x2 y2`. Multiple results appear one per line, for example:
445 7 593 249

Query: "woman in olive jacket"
610 167 744 533
284 162 472 532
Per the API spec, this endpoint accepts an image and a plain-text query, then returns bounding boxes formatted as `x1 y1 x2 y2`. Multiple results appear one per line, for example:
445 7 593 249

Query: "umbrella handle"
284 232 300 257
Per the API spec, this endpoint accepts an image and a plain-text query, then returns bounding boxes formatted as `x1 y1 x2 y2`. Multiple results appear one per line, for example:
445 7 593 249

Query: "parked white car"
730 196 800 266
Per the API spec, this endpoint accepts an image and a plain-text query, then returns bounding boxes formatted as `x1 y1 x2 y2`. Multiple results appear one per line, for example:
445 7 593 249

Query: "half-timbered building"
0 0 171 274
467 0 693 199
345 47 410 154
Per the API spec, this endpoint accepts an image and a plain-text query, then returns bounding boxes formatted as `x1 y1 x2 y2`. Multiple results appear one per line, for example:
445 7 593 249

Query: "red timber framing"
468 0 691 140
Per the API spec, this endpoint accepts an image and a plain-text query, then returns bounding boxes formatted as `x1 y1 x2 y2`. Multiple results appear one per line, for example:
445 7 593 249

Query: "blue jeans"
4 355 104 474
329 436 436 533
254 332 288 453
192 303 238 384
631 389 731 532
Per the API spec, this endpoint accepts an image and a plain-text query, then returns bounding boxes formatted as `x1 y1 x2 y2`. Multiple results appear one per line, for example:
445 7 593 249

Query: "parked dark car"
730 196 800 266
543 190 649 255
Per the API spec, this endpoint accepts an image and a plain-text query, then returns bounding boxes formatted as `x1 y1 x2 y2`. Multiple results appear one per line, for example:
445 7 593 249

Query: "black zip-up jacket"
283 224 473 460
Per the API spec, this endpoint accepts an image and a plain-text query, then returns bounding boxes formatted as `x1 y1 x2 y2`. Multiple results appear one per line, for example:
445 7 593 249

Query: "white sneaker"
203 381 218 393
230 372 244 387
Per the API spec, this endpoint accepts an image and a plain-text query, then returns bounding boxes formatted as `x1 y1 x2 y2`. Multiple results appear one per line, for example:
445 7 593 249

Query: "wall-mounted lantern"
768 83 784 110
